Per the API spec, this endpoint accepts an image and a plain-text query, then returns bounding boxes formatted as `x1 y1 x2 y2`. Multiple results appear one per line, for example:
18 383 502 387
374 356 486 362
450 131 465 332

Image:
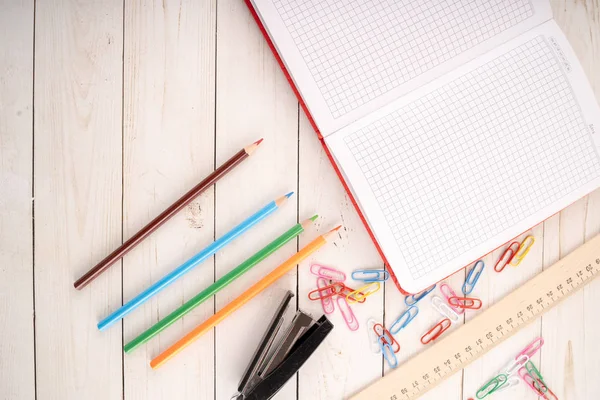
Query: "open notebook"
248 0 600 293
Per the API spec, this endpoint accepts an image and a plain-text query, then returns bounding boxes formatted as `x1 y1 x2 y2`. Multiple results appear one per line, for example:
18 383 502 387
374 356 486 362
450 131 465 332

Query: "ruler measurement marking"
350 236 600 400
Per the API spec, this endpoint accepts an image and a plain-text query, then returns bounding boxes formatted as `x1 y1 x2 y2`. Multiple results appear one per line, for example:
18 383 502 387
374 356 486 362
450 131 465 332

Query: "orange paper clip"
448 296 482 310
373 323 400 353
420 318 451 344
494 241 520 272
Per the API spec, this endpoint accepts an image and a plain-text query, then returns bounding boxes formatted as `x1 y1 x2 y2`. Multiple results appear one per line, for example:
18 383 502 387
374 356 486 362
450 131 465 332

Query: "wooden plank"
461 225 544 400
539 2 600 399
33 1 123 398
297 113 384 398
214 1 299 399
121 1 216 398
386 268 465 400
0 1 34 398
583 188 600 399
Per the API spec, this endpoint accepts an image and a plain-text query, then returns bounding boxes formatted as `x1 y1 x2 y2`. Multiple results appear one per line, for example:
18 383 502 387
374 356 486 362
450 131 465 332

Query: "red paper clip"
307 281 344 301
494 241 520 272
538 380 558 400
448 296 482 310
339 284 366 303
420 318 451 344
373 323 401 353
440 283 465 315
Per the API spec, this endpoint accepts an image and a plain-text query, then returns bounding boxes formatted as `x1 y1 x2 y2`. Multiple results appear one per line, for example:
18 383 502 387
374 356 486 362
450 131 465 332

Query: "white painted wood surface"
0 1 599 399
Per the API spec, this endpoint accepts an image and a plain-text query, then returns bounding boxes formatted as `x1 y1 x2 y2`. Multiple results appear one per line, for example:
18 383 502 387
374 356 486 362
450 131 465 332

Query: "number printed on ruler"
350 236 600 400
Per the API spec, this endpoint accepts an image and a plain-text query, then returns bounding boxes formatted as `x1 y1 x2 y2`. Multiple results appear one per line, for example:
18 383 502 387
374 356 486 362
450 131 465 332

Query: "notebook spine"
243 0 407 294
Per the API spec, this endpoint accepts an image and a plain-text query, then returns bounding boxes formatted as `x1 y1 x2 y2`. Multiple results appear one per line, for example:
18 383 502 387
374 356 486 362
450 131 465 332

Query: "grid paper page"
271 0 534 119
341 36 600 280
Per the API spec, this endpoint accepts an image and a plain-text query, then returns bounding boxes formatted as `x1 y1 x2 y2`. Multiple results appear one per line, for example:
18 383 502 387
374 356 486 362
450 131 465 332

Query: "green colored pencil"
124 214 318 353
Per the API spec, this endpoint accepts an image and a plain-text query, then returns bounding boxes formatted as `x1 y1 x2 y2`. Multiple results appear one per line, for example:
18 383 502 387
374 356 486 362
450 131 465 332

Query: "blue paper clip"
351 269 390 282
462 260 485 295
380 341 398 369
404 284 436 306
389 305 419 334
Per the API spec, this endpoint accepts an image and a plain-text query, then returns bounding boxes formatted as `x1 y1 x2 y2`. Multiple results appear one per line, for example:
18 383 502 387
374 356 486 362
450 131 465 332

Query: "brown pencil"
74 139 263 290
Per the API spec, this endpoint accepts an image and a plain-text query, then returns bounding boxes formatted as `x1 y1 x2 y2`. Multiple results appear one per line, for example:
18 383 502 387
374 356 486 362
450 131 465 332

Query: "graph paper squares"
344 37 600 279
273 0 534 118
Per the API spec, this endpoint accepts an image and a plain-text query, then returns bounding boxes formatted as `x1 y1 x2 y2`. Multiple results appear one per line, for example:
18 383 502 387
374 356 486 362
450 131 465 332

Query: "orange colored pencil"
150 225 341 369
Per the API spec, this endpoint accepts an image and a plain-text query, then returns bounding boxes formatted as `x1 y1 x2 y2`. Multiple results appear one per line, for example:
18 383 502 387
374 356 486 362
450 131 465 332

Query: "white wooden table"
1 1 599 399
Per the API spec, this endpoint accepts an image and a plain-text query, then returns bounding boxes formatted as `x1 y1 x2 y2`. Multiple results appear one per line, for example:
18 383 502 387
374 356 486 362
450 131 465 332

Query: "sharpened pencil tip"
332 225 342 232
285 191 294 199
275 192 294 206
254 138 264 146
310 214 319 221
245 139 264 155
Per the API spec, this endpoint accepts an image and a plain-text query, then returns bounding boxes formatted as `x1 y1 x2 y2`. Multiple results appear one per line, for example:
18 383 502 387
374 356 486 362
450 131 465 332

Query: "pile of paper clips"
472 337 557 399
307 263 388 331
307 235 536 371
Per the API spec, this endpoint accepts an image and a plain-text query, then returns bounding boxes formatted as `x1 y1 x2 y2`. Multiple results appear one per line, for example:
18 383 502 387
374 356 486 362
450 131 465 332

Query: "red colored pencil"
74 139 263 290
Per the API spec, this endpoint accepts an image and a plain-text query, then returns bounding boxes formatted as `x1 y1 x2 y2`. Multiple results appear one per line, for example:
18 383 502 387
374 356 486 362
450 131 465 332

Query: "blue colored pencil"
97 192 293 331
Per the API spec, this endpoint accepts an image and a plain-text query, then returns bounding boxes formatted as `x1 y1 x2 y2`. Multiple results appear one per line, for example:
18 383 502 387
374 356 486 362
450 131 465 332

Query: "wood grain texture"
0 1 34 398
33 1 123 398
214 1 299 399
297 113 384 399
0 1 599 399
121 1 216 399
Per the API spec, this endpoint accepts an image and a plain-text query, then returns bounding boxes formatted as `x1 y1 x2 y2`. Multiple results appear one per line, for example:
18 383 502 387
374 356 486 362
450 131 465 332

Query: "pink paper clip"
440 283 465 315
517 337 544 359
316 277 335 314
336 296 359 331
494 241 520 272
310 263 346 282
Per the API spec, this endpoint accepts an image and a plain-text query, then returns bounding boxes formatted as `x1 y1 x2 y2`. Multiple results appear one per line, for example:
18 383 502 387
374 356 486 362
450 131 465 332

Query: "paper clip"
338 284 366 304
493 375 520 393
517 337 544 359
520 371 547 397
309 263 346 282
448 296 482 310
336 296 359 331
476 374 508 399
463 260 484 295
420 318 451 345
431 296 460 323
351 269 389 282
380 341 398 369
537 380 558 400
439 283 465 315
389 305 419 334
518 364 546 394
503 354 529 376
405 284 436 306
366 318 381 354
316 278 336 314
347 282 380 304
307 281 344 301
494 241 520 272
373 323 400 353
510 235 535 266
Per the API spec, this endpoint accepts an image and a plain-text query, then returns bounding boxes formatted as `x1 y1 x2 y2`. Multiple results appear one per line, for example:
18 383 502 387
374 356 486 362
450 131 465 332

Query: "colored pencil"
124 215 318 353
97 193 293 331
74 139 263 290
150 225 341 369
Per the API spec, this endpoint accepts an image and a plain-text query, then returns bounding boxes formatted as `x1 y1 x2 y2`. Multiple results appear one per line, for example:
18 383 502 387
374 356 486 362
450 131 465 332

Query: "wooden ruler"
350 235 600 400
